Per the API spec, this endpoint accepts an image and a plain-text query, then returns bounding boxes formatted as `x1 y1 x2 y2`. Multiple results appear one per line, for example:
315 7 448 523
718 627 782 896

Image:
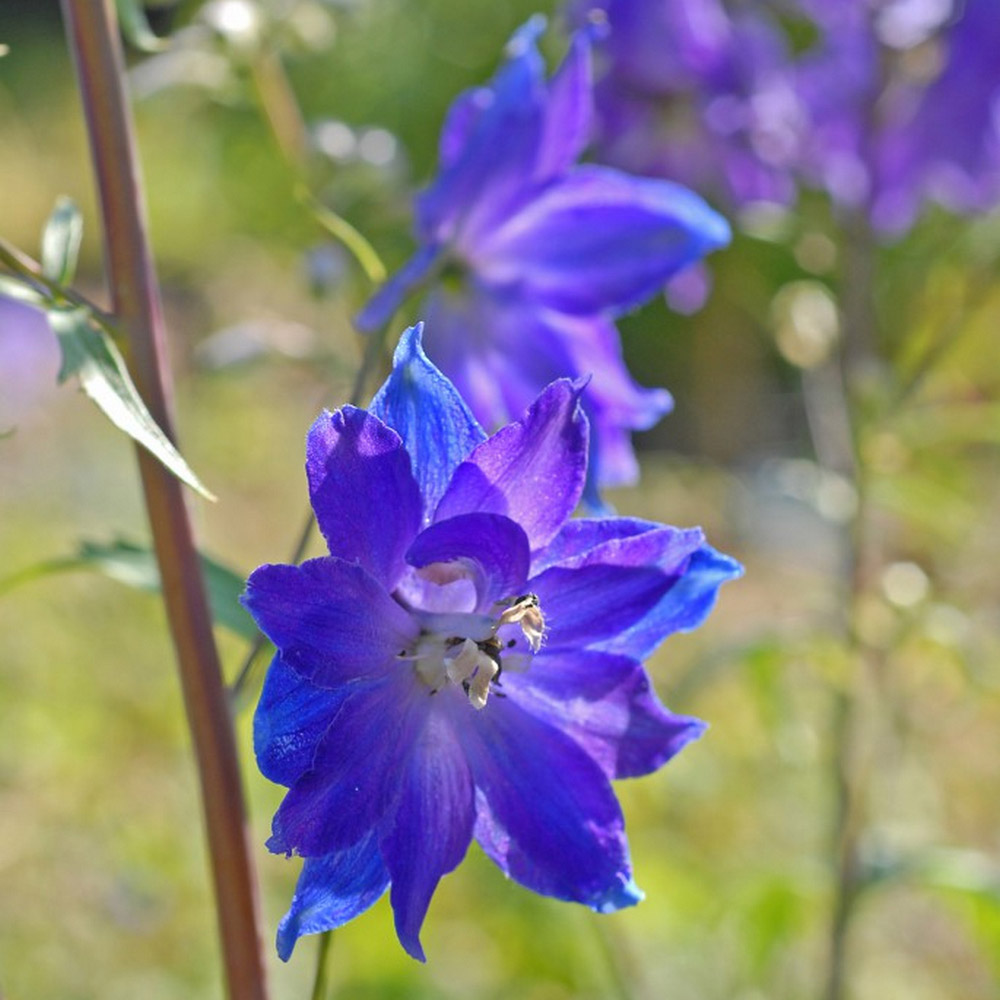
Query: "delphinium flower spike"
356 18 731 500
576 0 1000 236
243 324 741 961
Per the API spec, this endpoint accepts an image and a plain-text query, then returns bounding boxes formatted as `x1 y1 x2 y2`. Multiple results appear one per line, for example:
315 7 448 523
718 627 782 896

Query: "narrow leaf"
48 306 216 500
0 275 46 306
41 197 84 286
0 539 254 641
115 0 168 53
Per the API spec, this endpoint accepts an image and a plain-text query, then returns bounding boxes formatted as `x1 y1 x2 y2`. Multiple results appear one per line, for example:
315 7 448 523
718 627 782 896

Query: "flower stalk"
59 2 269 996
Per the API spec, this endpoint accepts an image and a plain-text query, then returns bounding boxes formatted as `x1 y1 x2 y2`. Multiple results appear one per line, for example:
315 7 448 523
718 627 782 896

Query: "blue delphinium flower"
356 17 731 500
243 324 741 962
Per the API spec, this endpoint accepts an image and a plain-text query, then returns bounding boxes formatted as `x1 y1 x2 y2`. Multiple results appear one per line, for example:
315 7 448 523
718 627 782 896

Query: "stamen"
404 593 546 708
497 593 545 652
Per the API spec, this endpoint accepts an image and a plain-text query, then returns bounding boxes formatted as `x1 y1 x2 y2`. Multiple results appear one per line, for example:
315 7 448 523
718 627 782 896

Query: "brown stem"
59 2 269 996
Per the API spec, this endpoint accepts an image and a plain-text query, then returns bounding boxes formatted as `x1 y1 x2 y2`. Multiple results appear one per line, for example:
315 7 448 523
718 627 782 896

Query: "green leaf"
0 539 254 641
40 197 84 286
115 0 168 53
48 306 216 500
0 274 46 305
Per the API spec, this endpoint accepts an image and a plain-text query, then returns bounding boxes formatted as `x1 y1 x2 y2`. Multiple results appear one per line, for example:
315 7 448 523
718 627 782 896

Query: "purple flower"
0 295 61 433
574 0 803 210
579 0 1000 236
356 17 731 497
871 0 1000 232
243 324 741 961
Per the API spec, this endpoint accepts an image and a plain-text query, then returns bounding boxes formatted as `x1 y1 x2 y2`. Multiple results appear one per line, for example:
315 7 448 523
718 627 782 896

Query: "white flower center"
403 593 545 709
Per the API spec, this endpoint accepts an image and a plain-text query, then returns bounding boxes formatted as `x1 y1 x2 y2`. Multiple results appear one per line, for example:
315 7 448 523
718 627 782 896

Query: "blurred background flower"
574 0 1000 235
0 294 61 433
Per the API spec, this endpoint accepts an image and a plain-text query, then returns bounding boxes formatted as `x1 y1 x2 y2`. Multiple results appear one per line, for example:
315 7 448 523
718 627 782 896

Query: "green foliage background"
2 2 1000 998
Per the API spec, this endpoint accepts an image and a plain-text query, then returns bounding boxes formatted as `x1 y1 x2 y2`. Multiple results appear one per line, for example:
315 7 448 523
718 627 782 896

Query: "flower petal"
476 164 731 315
416 17 548 247
406 512 530 612
275 831 390 961
535 28 594 182
242 557 418 688
506 649 706 779
438 85 493 170
435 378 589 552
369 323 487 518
532 561 681 651
543 310 673 490
269 674 427 857
460 696 641 910
378 709 475 961
422 284 579 433
534 518 703 574
253 653 348 787
423 290 669 493
307 407 422 588
598 544 743 661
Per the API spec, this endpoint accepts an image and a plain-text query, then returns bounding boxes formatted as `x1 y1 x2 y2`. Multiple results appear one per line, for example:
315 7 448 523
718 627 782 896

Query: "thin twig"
60 2 269 996
310 931 335 1000
0 236 118 330
816 208 880 1000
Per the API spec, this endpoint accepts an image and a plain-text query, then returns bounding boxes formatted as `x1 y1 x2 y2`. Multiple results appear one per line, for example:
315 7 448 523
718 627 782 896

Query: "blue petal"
241 557 418 688
369 323 487 518
532 562 682 651
459 695 639 910
406 512 530 612
599 544 744 661
505 649 707 779
416 17 548 247
534 27 593 182
476 165 731 315
254 653 348 787
529 527 706 650
355 244 442 334
306 407 422 589
534 518 699 573
275 831 390 961
421 284 579 433
378 708 475 961
437 86 493 171
269 674 428 857
435 379 589 552
550 311 673 488
423 290 669 493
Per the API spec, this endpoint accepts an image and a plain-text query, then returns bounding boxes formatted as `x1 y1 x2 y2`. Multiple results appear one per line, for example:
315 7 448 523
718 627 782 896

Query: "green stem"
589 916 640 1000
246 38 387 289
816 209 880 1000
310 931 335 1000
59 2 269 997
298 187 387 287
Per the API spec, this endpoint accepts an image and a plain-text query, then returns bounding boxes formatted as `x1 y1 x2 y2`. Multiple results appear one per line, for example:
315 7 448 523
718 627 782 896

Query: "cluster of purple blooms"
574 0 1000 235
243 0 1000 963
